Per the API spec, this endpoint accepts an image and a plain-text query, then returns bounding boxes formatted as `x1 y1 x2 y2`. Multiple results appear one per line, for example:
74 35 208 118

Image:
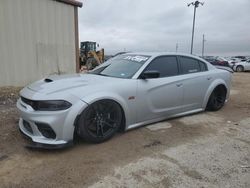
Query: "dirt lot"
0 73 249 188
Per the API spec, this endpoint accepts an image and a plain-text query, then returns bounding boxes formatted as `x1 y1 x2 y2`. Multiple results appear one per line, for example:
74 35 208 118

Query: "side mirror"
141 70 160 79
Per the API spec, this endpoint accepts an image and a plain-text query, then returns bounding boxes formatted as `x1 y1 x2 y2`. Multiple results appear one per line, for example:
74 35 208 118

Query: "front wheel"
77 100 122 143
206 86 226 111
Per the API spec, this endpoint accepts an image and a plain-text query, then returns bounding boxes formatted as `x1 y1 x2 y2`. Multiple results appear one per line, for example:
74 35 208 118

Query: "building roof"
55 0 83 7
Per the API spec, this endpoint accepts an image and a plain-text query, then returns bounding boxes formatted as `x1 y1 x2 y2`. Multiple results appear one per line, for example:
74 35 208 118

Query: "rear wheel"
236 65 244 72
77 100 122 143
206 86 226 111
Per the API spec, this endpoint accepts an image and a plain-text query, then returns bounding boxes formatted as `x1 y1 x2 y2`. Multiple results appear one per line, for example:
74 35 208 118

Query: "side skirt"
126 108 204 131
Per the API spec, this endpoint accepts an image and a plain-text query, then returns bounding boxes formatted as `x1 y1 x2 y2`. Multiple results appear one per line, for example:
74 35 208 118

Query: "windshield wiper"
88 65 109 75
98 73 111 77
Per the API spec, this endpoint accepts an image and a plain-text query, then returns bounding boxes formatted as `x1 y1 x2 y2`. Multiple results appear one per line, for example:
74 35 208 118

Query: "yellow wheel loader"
79 41 104 71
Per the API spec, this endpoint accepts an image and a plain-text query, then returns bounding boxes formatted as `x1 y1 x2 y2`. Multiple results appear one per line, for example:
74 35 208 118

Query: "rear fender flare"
202 79 228 109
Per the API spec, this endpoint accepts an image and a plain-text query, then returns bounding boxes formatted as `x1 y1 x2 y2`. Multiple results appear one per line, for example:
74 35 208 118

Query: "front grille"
21 97 37 110
36 123 56 139
23 120 33 134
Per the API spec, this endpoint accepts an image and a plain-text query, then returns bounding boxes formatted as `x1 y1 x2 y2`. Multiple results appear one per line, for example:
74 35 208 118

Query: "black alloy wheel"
207 87 226 111
77 100 122 143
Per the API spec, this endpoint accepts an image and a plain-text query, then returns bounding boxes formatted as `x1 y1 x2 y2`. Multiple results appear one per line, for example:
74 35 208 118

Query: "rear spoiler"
215 66 234 73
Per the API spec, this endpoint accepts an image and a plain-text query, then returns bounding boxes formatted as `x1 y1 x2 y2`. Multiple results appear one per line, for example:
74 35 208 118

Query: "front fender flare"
79 92 132 128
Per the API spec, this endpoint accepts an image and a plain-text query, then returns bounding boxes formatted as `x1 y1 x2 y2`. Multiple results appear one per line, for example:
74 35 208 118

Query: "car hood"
27 73 115 95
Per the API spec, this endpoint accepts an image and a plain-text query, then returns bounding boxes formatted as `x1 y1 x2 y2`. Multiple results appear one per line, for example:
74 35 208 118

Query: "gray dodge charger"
17 52 232 148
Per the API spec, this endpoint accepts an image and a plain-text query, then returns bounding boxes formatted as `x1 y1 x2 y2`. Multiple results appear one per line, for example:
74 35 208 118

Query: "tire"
77 100 122 143
206 86 227 111
236 65 244 72
86 57 98 70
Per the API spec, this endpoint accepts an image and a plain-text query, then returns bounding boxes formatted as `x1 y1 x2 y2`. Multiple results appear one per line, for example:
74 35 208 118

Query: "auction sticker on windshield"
123 55 150 63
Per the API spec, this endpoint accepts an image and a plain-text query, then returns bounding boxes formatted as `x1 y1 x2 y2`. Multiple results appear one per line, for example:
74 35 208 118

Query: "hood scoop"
44 78 53 83
27 74 111 94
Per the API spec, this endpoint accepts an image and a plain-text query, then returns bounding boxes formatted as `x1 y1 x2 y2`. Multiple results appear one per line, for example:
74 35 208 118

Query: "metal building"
0 0 82 86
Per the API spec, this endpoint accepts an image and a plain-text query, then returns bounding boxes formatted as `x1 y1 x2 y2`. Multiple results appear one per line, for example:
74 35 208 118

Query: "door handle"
207 77 212 80
176 83 183 87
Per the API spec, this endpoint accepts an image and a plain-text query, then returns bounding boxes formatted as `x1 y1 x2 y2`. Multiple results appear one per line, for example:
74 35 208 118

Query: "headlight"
21 97 72 111
34 100 72 111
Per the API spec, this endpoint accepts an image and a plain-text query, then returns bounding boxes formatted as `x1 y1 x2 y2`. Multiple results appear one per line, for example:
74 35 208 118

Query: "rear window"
179 56 201 74
199 61 208 71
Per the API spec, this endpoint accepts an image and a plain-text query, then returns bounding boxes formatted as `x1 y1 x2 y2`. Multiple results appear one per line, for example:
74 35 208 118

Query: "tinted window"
199 61 207 71
179 57 201 74
144 56 179 78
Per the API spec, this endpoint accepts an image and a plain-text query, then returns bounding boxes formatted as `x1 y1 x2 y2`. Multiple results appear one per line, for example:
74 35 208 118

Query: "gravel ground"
0 73 249 188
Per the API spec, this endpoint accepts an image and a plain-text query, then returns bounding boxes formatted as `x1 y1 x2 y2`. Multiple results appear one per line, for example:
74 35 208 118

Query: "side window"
144 56 179 78
179 56 201 74
199 61 208 71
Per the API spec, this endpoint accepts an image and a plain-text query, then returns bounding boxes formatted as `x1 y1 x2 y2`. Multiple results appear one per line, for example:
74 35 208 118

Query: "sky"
78 0 250 56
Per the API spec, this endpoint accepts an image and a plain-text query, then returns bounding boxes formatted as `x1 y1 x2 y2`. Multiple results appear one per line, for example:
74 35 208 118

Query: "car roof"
126 52 200 58
125 52 207 62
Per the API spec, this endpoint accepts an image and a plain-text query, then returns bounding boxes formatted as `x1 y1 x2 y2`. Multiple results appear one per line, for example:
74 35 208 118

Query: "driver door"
136 56 184 123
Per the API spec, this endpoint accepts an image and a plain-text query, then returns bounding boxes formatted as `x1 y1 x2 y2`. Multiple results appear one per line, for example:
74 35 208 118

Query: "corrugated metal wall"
0 0 76 86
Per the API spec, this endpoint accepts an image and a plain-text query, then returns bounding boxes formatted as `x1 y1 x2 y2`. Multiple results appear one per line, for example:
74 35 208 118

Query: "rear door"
136 56 184 122
178 56 212 111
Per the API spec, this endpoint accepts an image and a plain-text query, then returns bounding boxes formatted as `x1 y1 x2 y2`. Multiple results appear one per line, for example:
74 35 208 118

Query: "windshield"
89 55 150 78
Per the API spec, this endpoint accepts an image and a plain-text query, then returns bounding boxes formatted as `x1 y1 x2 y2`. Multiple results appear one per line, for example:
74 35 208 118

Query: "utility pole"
188 1 204 54
202 34 206 57
176 43 178 52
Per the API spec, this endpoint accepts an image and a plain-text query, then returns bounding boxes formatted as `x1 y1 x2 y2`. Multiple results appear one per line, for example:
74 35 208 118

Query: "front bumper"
17 96 88 148
19 128 73 149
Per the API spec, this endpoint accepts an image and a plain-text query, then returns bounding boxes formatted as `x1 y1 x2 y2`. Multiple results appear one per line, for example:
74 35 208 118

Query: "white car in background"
233 59 250 72
227 58 241 68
